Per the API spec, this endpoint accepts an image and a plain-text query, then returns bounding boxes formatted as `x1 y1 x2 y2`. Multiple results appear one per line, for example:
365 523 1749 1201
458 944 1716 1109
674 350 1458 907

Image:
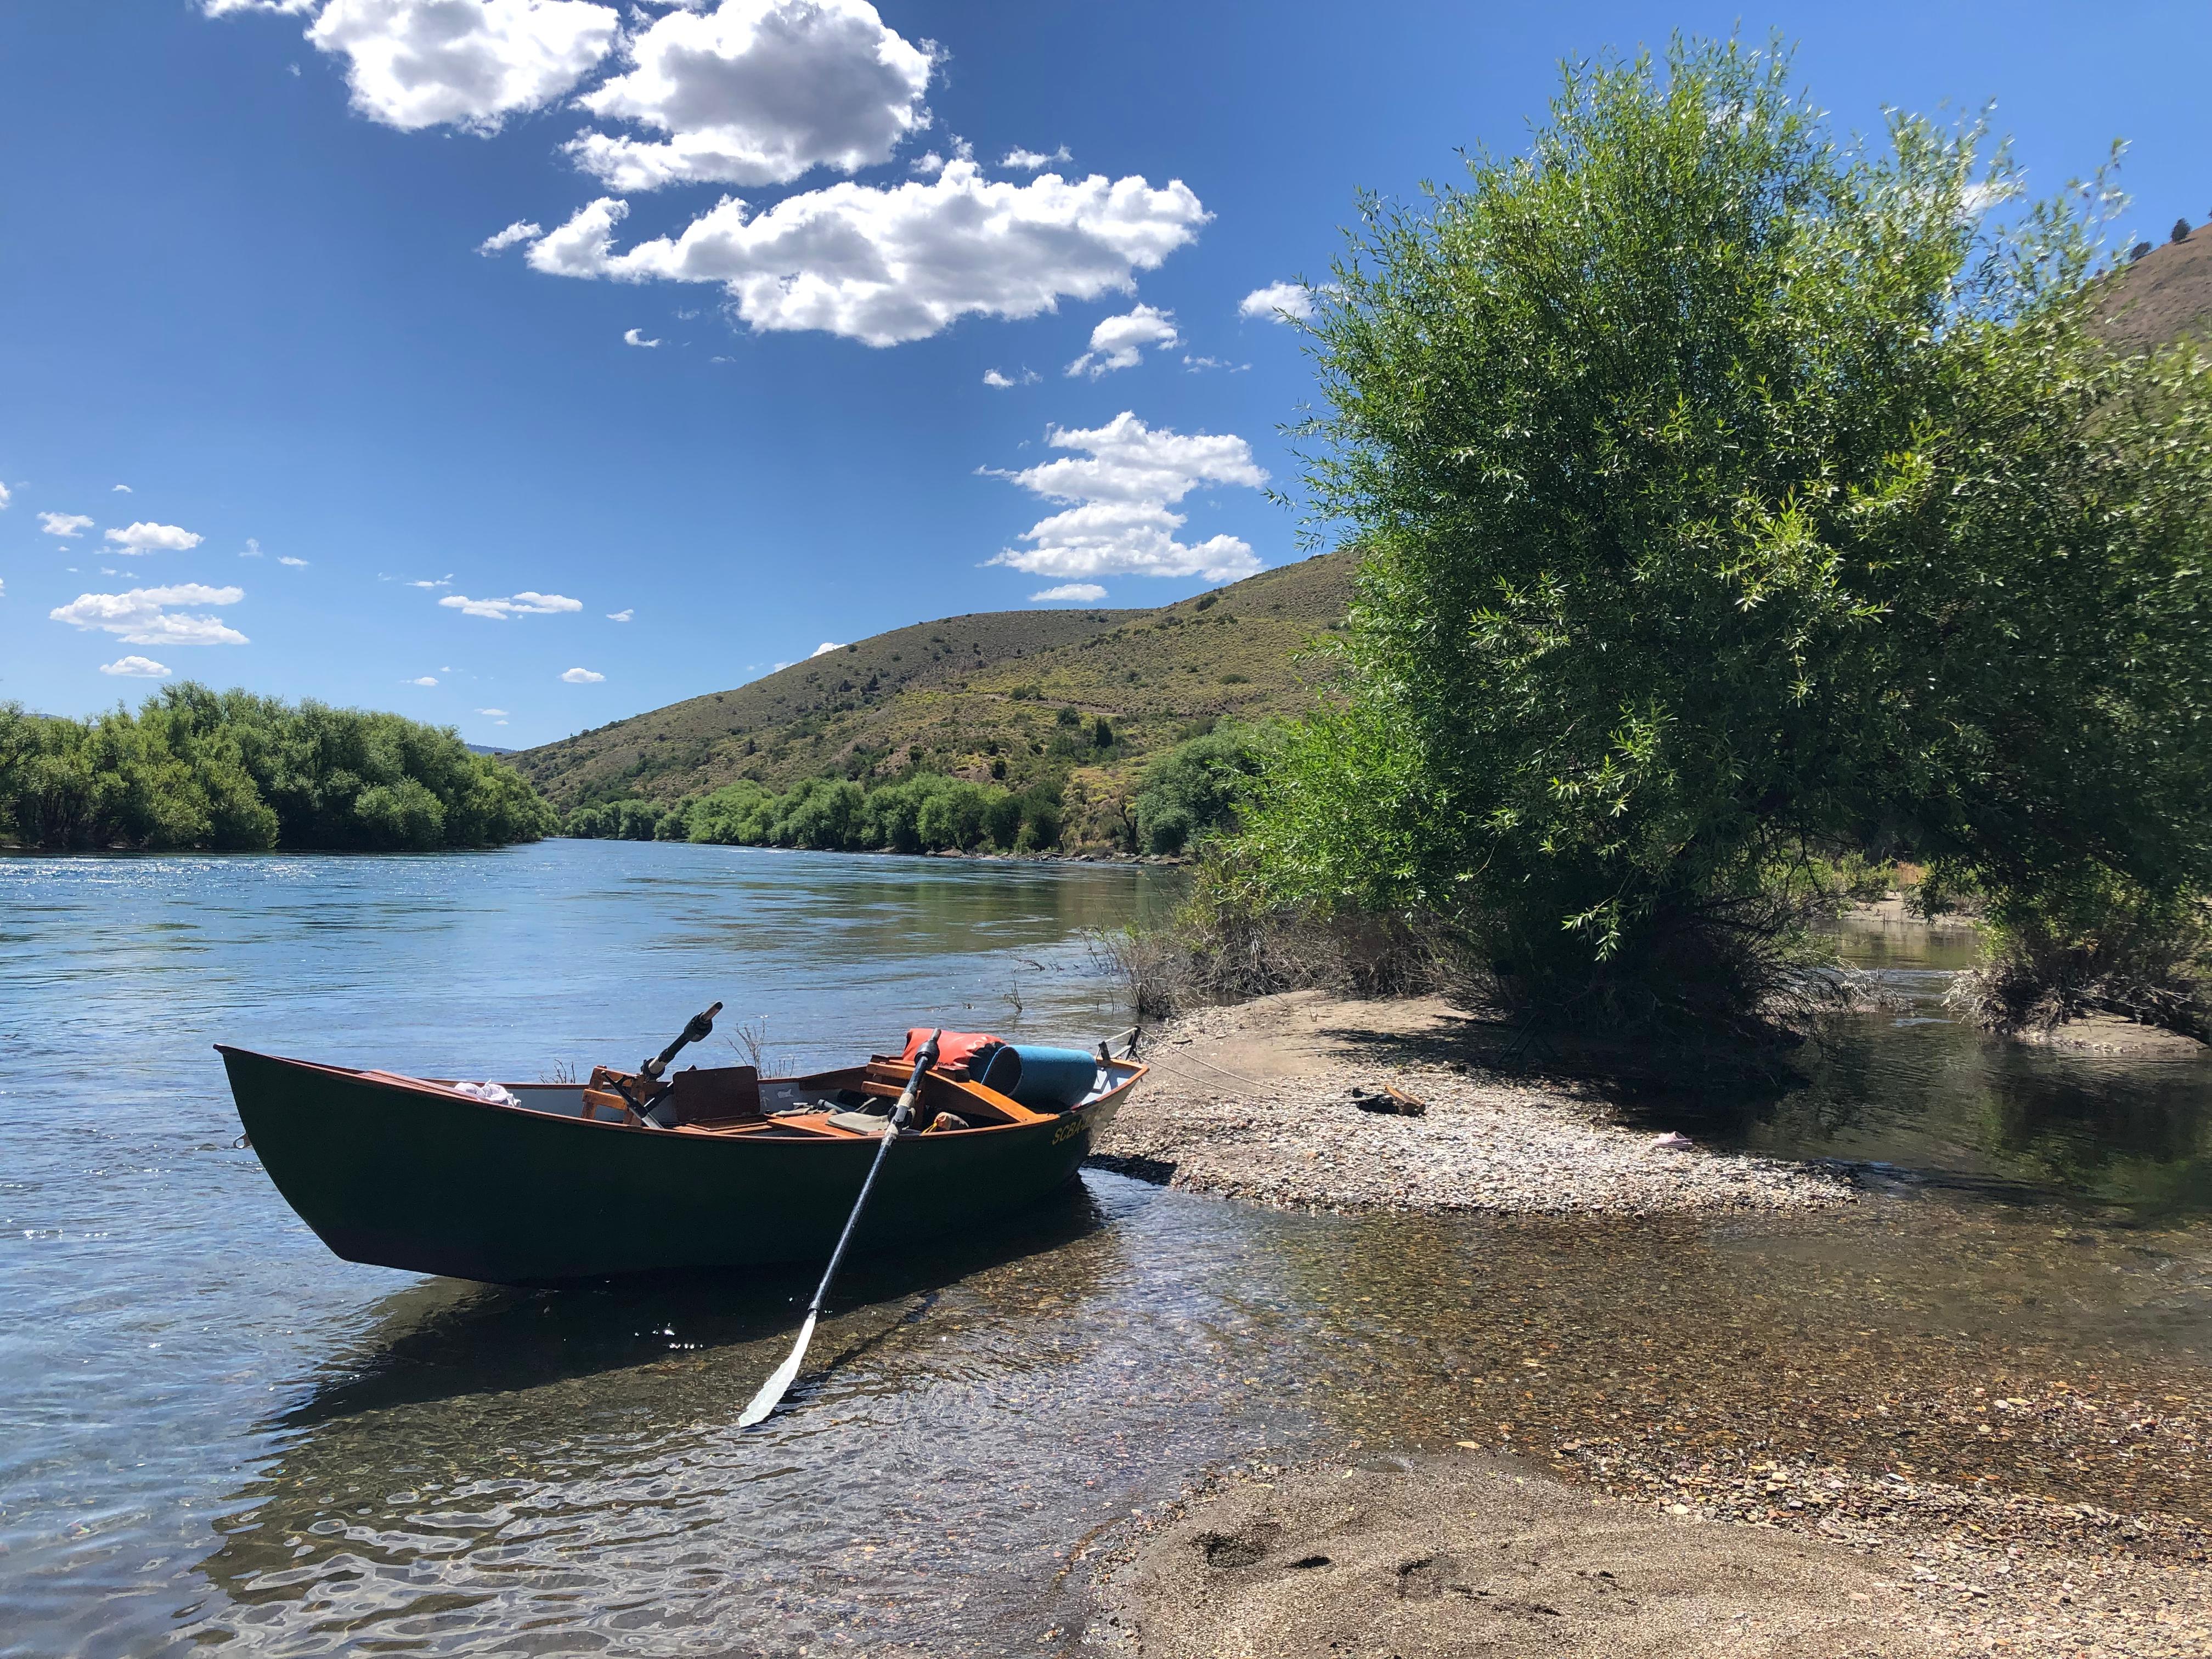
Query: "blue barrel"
992 1045 1101 1111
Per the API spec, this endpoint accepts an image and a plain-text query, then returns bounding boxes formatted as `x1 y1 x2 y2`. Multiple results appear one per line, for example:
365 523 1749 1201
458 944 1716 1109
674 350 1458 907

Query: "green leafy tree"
0 686 554 852
1237 36 2212 1029
1133 724 1275 855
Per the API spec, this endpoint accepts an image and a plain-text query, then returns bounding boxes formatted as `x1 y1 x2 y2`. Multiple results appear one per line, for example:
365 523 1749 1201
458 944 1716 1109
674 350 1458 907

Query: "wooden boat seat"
579 1063 763 1127
664 1064 763 1127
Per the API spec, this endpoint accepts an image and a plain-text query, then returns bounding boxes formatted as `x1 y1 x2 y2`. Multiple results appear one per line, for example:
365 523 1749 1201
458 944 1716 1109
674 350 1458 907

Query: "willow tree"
1238 37 2212 1030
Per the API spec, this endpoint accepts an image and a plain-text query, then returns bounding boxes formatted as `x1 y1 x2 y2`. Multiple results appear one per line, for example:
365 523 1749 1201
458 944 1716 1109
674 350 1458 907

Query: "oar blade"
736 1310 817 1428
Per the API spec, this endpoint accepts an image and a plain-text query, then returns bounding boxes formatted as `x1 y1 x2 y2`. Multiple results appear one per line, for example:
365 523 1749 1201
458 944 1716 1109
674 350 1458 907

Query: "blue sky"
5 2 2209 748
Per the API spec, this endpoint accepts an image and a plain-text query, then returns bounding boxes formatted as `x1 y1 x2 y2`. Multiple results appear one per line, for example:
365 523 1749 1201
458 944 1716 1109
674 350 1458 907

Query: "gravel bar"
1088 997 1850 1217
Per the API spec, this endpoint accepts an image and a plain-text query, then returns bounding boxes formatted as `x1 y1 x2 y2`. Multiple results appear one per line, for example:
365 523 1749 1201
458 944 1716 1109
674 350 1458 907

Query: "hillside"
510 551 1358 819
2091 223 2212 349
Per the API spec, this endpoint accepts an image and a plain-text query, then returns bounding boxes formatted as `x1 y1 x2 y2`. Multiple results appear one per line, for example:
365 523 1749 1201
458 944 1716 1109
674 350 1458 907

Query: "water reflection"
276 1181 1115 1427
1680 920 2212 1220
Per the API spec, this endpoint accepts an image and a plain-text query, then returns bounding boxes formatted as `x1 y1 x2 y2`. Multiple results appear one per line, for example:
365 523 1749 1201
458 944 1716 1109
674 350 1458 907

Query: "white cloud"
241 537 264 557
477 706 509 716
112 483 132 492
560 665 606 682
50 583 250 646
982 367 1037 388
1001 145 1070 172
623 326 662 347
439 590 583 618
908 150 945 177
279 555 309 566
1029 582 1105 602
809 640 843 657
986 411 1266 583
105 521 205 554
606 607 633 620
100 654 175 677
407 675 439 685
307 0 620 133
1238 280 1314 323
201 0 317 13
408 573 454 588
478 218 543 254
40 512 93 538
0 482 9 509
527 160 1209 346
566 0 932 193
1066 302 1178 377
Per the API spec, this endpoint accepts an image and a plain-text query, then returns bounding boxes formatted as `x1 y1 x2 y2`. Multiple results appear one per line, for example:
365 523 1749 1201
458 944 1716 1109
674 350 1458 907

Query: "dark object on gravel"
1351 1085 1426 1116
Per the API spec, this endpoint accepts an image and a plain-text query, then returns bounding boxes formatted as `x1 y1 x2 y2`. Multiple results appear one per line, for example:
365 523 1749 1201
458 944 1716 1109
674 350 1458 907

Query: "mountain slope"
510 550 1358 812
2091 225 2212 350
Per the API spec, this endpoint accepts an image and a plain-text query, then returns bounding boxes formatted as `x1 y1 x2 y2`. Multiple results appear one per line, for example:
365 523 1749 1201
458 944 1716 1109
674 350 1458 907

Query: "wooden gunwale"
236 1049 1141 1142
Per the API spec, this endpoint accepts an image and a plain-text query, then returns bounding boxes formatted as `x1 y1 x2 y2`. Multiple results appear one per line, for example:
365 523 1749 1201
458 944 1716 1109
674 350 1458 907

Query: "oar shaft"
805 1101 902 1313
737 1031 940 1429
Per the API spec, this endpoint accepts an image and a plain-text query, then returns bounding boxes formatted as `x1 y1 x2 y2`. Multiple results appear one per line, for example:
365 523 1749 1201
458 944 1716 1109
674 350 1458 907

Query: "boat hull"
219 1047 1131 1285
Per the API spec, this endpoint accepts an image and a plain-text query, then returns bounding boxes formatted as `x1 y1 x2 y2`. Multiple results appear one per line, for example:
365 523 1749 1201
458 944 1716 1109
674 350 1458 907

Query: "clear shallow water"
3 848 2211 1657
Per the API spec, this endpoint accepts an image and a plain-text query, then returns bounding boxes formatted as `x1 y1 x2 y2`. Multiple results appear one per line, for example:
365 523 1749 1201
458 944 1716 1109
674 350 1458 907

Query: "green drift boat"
218 1035 1146 1286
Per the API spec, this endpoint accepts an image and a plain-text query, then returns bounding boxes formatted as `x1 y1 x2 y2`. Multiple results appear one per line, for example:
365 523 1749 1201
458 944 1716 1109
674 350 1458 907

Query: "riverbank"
1097 1447 2212 1657
1087 991 1853 1216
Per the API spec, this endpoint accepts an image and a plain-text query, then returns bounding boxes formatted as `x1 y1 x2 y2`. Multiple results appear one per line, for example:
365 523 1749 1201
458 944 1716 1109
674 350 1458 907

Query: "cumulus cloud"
566 0 932 192
623 326 662 346
1066 302 1178 377
241 538 264 557
809 640 843 656
986 411 1266 583
478 218 543 253
112 483 132 492
1238 280 1315 322
279 555 309 566
1001 145 1070 171
100 655 174 677
406 675 439 685
527 160 1209 346
41 512 93 538
50 583 250 646
105 521 205 554
307 0 620 133
439 590 583 618
606 607 633 620
1029 582 1105 602
560 665 606 682
982 367 1037 388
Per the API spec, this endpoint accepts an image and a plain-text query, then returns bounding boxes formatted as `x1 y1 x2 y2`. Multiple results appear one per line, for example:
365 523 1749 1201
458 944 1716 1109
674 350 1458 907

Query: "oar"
736 1029 941 1429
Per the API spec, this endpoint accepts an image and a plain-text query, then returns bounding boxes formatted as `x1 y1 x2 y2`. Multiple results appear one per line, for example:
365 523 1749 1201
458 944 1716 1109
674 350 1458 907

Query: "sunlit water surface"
3 845 2210 1657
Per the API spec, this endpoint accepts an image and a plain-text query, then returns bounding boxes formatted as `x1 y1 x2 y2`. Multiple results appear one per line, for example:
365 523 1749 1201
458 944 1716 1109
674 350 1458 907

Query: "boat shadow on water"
275 1174 1124 1429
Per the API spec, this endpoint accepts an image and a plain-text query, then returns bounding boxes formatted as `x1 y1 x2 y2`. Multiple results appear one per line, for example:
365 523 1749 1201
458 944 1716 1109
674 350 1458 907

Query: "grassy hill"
2091 223 2212 350
510 550 1358 834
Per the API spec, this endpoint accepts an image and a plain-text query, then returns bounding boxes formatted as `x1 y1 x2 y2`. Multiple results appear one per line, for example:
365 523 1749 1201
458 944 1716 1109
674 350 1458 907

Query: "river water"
3 843 2209 1656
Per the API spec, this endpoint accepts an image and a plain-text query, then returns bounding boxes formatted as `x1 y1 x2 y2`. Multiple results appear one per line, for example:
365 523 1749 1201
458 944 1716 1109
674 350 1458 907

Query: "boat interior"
388 1054 1144 1139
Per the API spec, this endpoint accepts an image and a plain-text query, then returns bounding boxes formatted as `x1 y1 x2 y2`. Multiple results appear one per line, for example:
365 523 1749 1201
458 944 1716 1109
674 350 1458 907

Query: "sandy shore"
1097 1450 2212 1657
1088 992 1851 1216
